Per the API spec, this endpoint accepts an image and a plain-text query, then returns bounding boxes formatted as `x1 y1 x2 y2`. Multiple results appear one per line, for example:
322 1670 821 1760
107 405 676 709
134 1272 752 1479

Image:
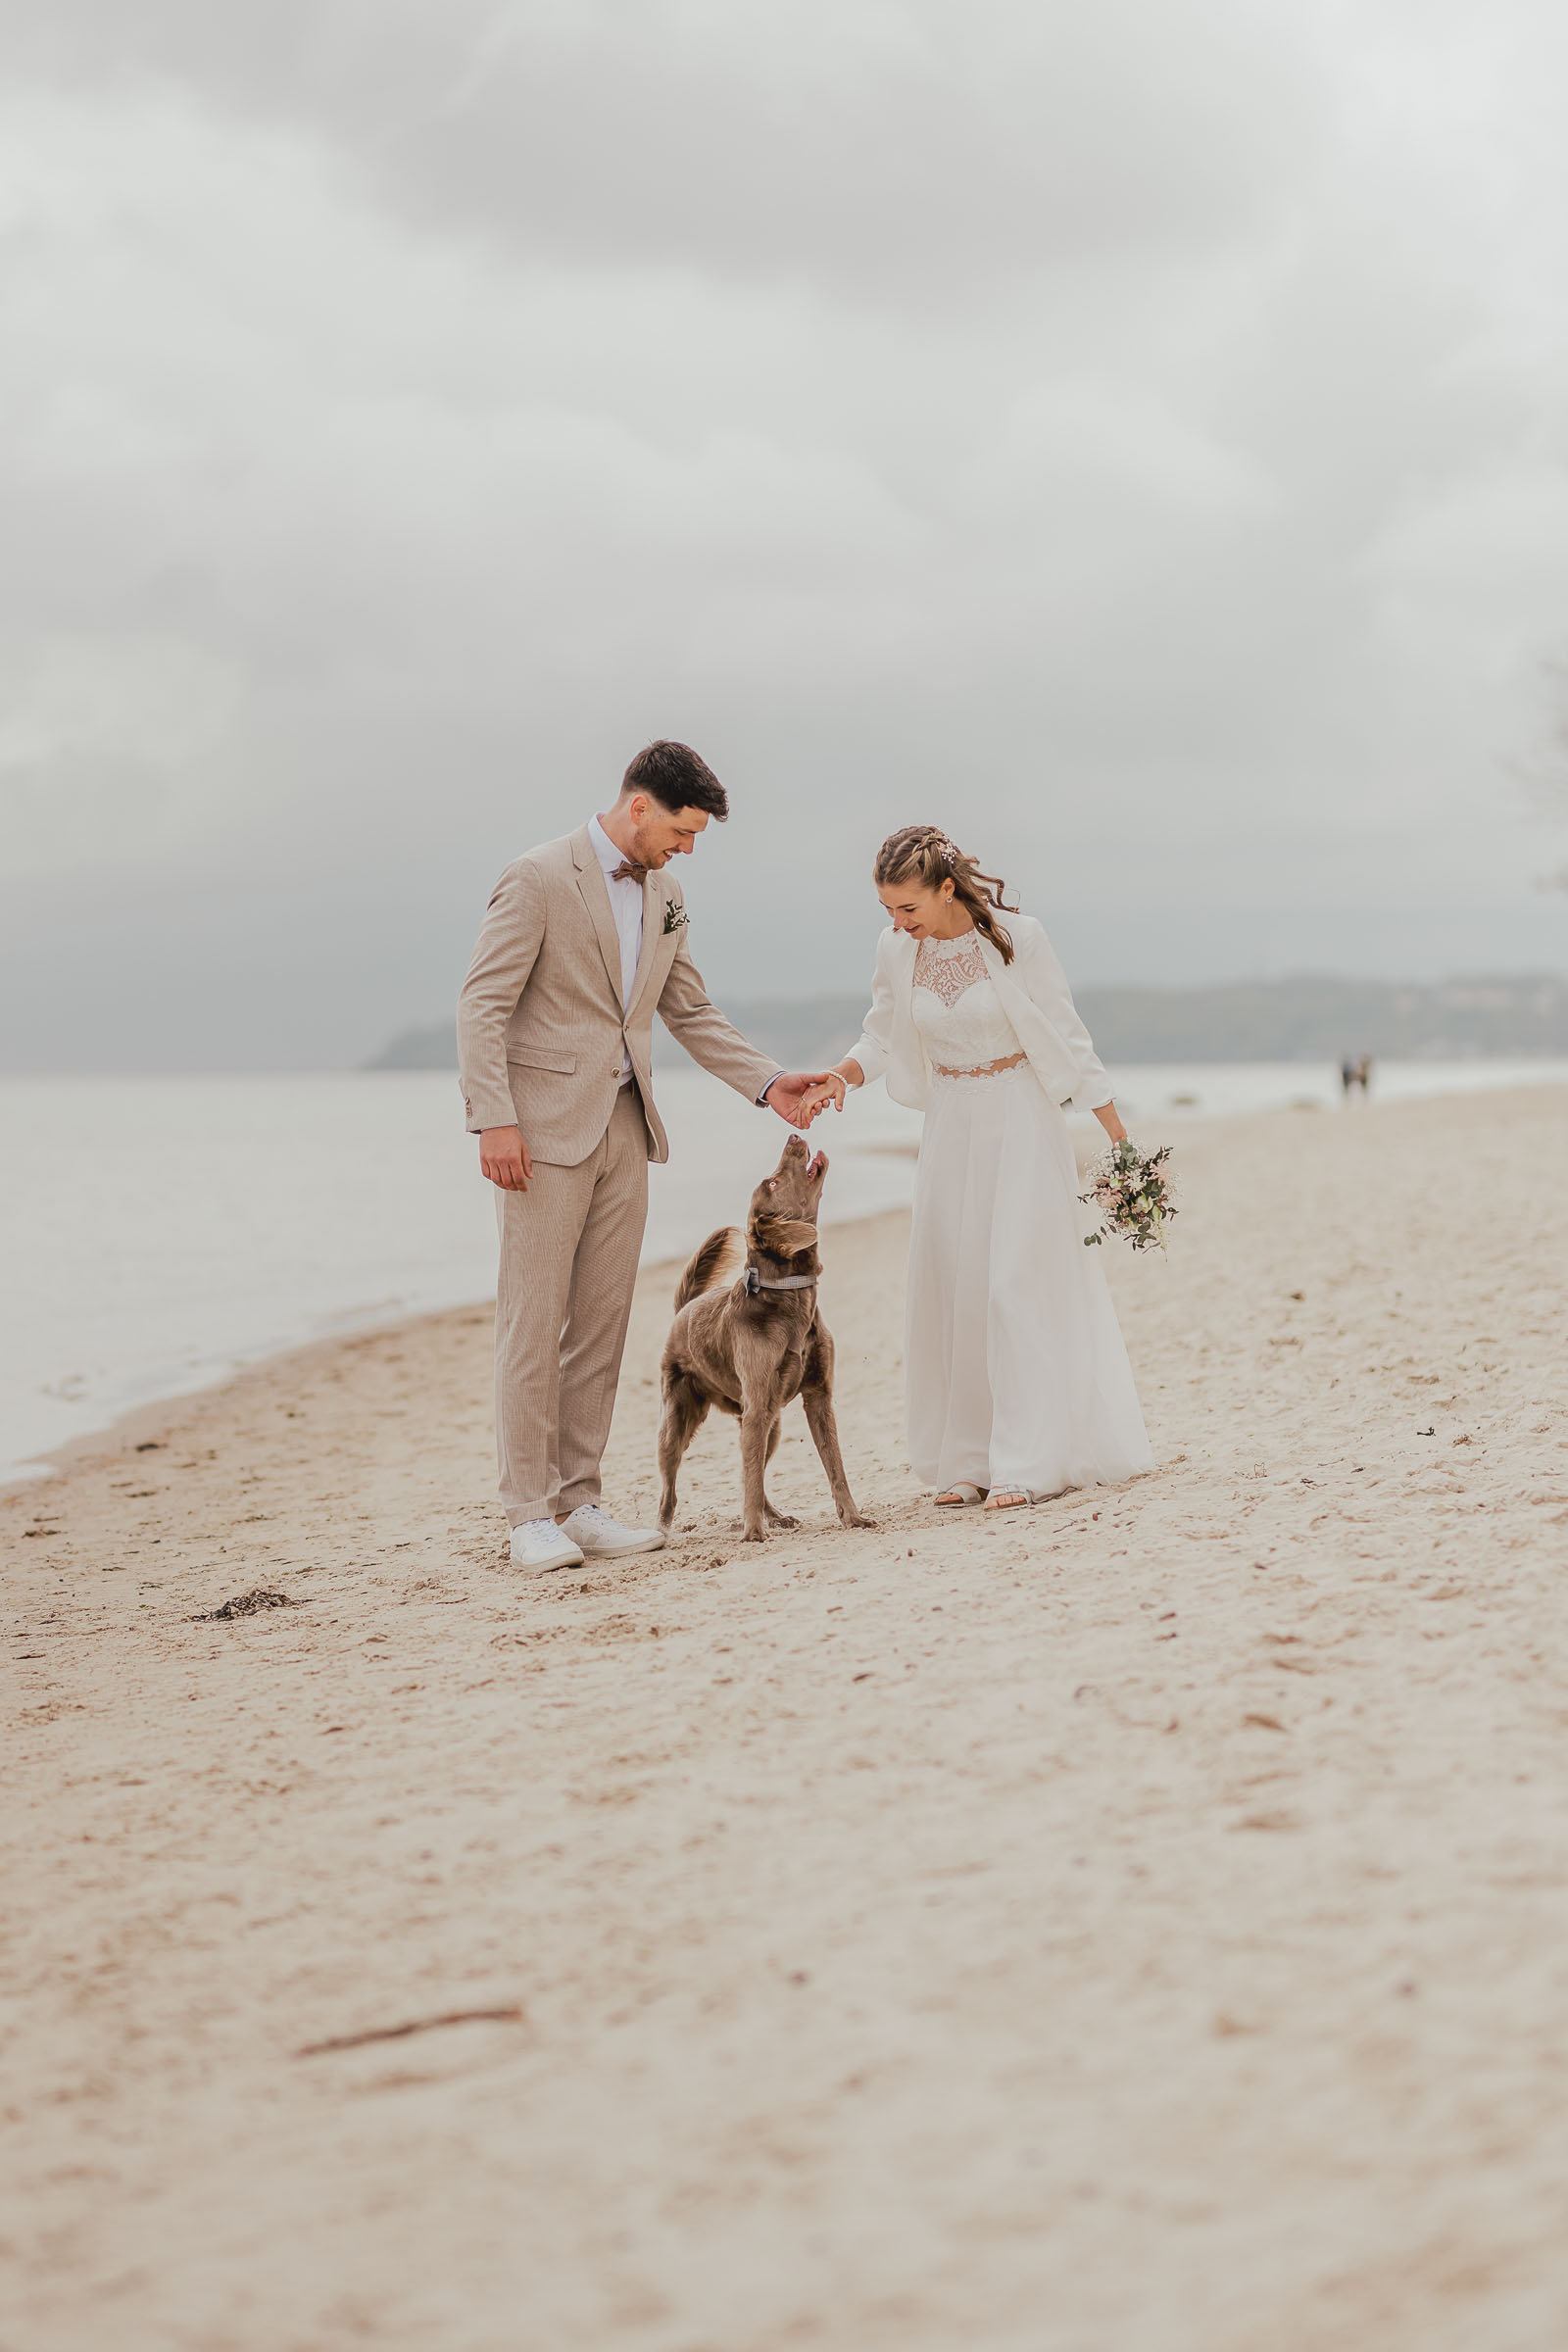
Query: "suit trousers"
493 1083 650 1527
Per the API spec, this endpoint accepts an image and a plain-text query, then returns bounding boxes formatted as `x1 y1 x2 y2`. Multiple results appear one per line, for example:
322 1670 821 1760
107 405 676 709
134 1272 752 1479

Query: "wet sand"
5 1087 1568 2350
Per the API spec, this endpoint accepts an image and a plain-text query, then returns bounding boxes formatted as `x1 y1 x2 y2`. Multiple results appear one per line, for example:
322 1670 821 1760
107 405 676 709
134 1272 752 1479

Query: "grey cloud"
1 1 1567 1070
0 0 1327 296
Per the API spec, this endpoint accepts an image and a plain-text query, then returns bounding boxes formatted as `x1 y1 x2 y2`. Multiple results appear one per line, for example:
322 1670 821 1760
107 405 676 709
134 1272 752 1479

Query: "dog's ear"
749 1211 818 1259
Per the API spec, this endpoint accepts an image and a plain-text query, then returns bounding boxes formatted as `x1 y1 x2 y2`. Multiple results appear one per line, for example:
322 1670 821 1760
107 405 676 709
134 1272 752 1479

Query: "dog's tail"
673 1225 743 1311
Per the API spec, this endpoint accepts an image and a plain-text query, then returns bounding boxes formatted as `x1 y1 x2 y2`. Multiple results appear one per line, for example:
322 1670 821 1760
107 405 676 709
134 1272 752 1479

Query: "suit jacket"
848 915 1114 1114
457 826 779 1166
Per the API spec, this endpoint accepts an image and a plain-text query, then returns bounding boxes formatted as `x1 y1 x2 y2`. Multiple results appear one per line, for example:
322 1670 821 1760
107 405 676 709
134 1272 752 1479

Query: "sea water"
3 1058 1565 1488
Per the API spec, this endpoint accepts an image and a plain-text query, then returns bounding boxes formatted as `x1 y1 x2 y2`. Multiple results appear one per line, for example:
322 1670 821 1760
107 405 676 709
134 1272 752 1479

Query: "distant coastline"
368 972 1568 1072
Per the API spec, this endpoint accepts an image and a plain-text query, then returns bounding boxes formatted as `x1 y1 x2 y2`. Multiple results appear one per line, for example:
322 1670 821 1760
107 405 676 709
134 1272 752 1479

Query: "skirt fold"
905 1070 1153 1496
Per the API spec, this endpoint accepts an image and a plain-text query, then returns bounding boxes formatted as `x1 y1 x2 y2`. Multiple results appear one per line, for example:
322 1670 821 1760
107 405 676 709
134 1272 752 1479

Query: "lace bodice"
911 933 1020 1072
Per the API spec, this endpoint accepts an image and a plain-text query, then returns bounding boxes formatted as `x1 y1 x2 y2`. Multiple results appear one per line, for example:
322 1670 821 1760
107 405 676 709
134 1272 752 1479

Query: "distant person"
1341 1057 1356 1101
1356 1054 1374 1097
457 742 831 1575
801 827 1152 1513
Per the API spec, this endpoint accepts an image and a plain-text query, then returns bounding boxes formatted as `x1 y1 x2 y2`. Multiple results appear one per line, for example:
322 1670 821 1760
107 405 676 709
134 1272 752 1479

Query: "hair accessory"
931 832 962 868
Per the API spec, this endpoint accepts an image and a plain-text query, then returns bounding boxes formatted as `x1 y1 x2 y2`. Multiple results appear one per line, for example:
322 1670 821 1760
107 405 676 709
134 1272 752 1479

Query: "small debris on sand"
296 2005 524 2057
192 1589 299 1622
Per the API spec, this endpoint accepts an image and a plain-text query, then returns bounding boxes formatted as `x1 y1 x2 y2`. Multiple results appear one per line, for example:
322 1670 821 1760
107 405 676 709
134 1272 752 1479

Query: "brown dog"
658 1133 872 1543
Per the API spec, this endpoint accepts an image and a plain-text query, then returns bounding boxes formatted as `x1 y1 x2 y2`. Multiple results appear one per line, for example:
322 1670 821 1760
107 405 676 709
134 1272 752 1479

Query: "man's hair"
620 740 728 820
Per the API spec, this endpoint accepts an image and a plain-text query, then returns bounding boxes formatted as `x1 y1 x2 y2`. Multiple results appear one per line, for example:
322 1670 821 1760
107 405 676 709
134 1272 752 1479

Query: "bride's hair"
872 826 1018 964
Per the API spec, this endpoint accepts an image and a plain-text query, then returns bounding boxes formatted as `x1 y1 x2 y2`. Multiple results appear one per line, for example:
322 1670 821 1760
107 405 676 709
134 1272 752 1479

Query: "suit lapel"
624 877 669 1022
571 827 627 1007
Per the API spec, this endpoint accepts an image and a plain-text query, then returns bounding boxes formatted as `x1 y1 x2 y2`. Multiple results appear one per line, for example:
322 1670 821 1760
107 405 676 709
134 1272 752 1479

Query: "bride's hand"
799 1075 847 1121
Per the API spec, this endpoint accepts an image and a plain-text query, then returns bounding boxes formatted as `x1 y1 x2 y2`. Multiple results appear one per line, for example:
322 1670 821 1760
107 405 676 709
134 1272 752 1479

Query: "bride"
805 825 1153 1512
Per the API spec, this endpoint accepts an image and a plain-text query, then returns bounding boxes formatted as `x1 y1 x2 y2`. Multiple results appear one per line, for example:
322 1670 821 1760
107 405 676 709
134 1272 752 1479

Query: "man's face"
627 796 710 868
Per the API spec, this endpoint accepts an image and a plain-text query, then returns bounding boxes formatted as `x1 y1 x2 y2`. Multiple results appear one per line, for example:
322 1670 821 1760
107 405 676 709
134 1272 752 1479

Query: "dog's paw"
766 1512 800 1531
842 1512 877 1530
741 1526 767 1544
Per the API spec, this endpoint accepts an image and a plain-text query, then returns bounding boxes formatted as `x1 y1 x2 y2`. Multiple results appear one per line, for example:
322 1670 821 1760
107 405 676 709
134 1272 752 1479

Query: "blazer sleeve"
456 858 547 1134
656 925 781 1103
1018 922 1114 1111
847 930 897 1088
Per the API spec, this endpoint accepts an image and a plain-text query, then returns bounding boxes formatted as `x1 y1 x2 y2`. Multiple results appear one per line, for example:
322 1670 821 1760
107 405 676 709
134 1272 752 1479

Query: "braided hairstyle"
872 825 1018 964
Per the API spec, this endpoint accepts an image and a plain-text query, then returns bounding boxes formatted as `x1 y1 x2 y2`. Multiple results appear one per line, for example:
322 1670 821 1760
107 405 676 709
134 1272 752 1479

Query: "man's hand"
479 1125 533 1191
762 1071 835 1130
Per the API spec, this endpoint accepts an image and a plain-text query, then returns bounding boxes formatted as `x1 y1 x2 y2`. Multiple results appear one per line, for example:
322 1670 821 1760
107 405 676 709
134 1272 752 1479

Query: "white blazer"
849 914 1114 1114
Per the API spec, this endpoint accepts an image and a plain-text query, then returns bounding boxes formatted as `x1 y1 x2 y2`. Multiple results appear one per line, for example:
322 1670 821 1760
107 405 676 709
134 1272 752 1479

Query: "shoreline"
8 1069 1567 1503
6 1069 1560 1503
2 1201 914 1504
1 1297 497 1500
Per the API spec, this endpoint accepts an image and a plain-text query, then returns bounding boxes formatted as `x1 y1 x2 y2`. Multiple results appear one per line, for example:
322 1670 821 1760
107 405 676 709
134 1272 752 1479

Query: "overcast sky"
3 0 1568 1069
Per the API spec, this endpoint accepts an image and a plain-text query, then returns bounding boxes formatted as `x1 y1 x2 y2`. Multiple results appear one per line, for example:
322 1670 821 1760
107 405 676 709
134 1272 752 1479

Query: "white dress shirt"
588 814 644 1082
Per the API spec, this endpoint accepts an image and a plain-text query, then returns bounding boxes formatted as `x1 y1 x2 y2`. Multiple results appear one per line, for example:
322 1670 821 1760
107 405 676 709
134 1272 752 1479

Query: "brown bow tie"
610 858 648 885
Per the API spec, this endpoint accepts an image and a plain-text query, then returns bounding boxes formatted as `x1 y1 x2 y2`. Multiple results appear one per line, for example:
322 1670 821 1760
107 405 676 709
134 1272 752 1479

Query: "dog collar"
744 1266 817 1295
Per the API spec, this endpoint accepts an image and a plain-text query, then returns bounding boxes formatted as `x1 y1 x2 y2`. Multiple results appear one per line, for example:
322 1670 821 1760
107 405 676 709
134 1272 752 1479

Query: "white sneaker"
559 1503 665 1557
510 1519 586 1574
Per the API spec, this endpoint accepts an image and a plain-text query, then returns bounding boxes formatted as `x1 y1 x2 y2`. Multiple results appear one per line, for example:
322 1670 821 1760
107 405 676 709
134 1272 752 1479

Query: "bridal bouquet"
1081 1139 1176 1254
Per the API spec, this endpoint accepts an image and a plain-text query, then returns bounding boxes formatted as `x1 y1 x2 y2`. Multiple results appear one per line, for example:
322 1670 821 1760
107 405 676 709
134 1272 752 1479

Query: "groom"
457 740 830 1575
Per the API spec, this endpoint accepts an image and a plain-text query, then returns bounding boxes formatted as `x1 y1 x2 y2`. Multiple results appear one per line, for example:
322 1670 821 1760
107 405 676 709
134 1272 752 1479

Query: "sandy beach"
6 1084 1568 2351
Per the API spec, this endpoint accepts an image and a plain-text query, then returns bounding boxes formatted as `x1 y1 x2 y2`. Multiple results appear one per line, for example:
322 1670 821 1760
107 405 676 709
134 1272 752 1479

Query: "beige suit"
458 825 778 1527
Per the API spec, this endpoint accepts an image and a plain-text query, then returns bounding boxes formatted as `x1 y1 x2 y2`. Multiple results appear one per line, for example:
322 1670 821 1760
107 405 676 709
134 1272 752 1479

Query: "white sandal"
934 1483 986 1506
983 1487 1046 1511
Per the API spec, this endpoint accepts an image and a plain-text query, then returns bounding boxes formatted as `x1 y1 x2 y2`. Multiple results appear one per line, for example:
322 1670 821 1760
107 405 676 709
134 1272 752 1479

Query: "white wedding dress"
905 933 1153 1498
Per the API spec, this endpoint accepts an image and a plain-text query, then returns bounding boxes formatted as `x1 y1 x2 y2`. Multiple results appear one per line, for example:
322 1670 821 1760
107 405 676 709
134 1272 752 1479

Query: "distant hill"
1077 974 1568 1062
366 973 1568 1072
368 1021 461 1070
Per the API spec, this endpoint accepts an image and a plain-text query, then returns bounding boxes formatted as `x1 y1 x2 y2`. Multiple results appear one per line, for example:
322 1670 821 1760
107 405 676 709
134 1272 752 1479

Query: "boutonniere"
662 899 688 937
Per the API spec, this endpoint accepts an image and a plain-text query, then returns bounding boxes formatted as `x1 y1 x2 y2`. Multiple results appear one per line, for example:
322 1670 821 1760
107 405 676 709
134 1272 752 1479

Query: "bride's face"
877 877 963 940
